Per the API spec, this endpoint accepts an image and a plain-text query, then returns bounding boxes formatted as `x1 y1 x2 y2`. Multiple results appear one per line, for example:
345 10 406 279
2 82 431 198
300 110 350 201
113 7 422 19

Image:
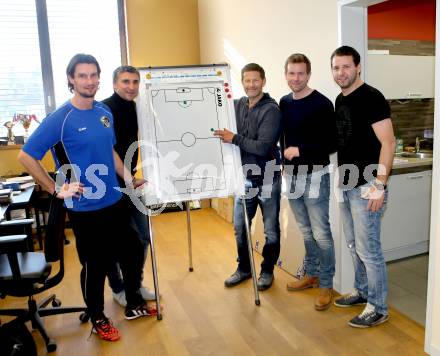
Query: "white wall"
198 0 347 290
198 0 340 103
197 1 440 353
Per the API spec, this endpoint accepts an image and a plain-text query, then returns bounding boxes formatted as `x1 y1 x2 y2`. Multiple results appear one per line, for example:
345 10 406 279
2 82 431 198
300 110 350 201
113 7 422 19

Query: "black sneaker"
257 272 274 291
348 304 389 328
334 290 367 307
125 303 158 320
224 269 252 287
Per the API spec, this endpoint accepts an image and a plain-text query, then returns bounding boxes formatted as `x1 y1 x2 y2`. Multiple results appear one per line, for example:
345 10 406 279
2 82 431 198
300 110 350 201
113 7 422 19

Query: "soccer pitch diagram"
136 65 244 205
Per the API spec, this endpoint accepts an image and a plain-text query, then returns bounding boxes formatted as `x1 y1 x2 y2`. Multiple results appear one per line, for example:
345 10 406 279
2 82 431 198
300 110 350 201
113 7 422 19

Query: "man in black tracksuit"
215 63 282 291
102 66 156 307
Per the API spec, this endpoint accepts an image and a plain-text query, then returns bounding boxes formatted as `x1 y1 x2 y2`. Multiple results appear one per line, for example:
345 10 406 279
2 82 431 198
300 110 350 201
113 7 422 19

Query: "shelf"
0 144 23 150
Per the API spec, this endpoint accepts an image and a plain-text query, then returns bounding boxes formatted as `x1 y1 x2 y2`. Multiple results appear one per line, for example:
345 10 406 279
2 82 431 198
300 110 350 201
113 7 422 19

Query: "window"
0 0 46 137
0 0 126 138
46 0 123 107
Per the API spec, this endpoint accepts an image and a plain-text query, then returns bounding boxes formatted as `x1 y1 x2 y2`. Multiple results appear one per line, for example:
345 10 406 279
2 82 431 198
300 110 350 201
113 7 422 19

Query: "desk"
1 186 36 250
0 204 8 221
5 186 35 220
0 187 34 221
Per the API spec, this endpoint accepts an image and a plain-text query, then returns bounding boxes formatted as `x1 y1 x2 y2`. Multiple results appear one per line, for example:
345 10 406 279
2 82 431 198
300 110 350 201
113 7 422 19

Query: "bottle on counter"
396 137 404 153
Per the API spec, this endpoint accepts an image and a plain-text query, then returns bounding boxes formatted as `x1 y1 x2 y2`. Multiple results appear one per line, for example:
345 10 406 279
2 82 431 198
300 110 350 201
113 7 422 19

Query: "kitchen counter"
392 155 433 175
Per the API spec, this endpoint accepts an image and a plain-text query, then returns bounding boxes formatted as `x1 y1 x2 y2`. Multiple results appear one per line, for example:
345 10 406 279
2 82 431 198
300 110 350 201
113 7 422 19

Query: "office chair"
29 189 49 250
30 175 70 249
0 201 88 353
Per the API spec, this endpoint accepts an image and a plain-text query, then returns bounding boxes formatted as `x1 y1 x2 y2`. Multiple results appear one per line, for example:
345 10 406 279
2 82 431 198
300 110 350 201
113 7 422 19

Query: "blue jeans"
339 182 388 315
234 175 281 274
287 172 335 289
107 204 150 293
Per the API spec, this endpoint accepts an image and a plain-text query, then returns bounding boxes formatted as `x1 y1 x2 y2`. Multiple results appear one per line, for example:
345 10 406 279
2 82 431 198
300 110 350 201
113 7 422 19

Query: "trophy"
13 113 39 142
4 121 15 145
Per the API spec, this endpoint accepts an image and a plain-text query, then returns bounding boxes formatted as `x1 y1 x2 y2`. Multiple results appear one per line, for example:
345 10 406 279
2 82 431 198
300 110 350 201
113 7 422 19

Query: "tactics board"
136 64 244 205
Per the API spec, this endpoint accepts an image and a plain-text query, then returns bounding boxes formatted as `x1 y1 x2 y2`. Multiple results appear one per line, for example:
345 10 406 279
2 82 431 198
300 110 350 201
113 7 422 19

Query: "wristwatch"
373 179 387 190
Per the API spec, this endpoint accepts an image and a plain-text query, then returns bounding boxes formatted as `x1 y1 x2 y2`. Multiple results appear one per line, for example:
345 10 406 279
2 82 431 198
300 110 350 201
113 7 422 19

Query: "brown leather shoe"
315 288 333 311
286 275 319 291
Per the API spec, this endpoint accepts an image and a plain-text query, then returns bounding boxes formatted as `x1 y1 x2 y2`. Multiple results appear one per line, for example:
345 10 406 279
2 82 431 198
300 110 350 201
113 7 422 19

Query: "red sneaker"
92 317 120 341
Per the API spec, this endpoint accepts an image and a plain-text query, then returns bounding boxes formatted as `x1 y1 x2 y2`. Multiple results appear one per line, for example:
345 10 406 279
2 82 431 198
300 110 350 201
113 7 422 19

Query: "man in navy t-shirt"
18 54 159 341
280 53 336 311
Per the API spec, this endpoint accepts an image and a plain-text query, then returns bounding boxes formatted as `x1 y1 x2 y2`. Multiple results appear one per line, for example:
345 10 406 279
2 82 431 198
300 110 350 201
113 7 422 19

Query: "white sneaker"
112 290 127 307
139 286 157 301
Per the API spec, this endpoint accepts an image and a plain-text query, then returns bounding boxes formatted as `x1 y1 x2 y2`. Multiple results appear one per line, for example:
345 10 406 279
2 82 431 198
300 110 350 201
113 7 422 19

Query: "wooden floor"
0 209 426 355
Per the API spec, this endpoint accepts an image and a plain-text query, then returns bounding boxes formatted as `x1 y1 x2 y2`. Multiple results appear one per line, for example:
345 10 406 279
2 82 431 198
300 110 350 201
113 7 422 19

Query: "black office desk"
1 186 36 250
1 186 34 221
6 186 35 219
0 204 8 222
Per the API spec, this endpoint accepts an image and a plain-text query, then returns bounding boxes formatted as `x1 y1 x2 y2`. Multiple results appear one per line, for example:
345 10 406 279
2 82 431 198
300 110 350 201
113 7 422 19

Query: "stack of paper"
5 176 34 183
3 176 35 191
0 188 12 204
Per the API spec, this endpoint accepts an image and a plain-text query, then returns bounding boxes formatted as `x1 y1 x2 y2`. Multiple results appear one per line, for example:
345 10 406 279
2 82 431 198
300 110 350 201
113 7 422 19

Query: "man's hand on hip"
56 182 84 200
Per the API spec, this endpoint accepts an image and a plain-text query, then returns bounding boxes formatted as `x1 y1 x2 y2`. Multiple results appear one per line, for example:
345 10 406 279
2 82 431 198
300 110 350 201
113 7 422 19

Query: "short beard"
78 91 96 99
292 84 307 93
338 74 357 90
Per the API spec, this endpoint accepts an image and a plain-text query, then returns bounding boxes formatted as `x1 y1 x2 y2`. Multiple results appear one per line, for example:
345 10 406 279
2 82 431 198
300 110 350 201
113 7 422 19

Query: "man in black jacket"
215 63 282 291
102 66 156 306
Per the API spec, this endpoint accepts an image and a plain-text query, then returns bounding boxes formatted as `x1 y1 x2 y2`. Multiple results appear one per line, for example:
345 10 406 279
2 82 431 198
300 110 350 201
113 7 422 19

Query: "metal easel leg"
186 202 194 272
147 214 162 320
241 196 260 306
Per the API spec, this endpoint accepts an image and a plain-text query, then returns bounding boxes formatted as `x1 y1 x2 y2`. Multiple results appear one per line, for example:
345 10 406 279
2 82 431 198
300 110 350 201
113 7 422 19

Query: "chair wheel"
52 298 61 307
47 340 57 352
79 312 90 323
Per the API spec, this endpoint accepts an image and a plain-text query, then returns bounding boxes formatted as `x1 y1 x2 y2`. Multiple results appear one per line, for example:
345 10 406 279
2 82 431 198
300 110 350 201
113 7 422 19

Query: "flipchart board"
136 64 245 205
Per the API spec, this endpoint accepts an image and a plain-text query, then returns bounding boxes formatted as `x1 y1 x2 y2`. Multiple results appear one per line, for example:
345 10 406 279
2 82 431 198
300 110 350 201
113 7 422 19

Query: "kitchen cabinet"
251 178 305 278
366 54 435 99
381 170 432 261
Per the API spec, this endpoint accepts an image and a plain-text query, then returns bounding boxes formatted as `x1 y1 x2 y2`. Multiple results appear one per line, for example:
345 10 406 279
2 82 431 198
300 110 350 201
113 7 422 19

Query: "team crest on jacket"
100 116 110 128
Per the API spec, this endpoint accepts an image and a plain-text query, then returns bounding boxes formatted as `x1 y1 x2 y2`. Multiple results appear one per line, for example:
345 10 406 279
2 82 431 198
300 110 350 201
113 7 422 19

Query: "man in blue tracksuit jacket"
18 54 158 341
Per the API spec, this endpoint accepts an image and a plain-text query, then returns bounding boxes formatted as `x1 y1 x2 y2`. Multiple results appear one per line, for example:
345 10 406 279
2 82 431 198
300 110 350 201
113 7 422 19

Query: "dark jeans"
68 198 144 319
107 203 150 293
234 175 281 274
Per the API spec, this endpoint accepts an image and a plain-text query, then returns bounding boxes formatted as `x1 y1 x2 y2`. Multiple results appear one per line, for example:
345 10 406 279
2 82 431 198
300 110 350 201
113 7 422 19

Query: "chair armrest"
0 219 34 226
0 235 28 245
